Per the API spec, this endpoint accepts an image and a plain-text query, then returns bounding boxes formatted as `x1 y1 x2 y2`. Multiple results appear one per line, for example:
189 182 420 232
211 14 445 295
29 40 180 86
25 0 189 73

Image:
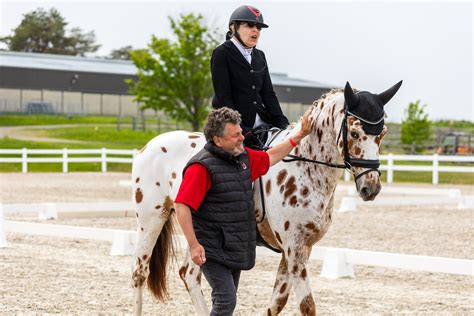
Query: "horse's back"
132 130 206 203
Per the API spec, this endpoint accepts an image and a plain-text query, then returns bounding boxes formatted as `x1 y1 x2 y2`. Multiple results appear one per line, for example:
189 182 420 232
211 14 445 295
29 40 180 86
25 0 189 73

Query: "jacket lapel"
223 40 252 70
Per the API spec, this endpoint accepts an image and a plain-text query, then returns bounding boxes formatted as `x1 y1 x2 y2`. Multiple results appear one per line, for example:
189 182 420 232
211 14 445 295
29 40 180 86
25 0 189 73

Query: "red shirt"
175 147 270 211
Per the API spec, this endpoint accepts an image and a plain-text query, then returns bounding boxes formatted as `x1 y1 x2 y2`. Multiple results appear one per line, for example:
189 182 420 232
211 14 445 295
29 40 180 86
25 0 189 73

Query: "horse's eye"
350 131 359 139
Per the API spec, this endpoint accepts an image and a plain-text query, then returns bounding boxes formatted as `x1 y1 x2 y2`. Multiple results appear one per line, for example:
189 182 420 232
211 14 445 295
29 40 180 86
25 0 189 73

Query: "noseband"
283 105 383 183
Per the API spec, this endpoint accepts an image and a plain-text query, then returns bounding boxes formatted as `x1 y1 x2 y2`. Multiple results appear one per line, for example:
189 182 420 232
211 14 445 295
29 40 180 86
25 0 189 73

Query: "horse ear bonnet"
344 81 403 135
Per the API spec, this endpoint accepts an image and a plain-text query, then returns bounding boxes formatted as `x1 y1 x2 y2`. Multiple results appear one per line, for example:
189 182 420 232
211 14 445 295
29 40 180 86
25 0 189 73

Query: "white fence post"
320 248 355 279
432 154 439 185
62 148 68 173
0 204 7 248
387 153 394 183
132 149 138 162
22 148 27 173
101 148 107 173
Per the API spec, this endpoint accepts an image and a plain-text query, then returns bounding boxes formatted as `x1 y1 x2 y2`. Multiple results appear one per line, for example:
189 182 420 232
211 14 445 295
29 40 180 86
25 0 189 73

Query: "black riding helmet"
229 5 269 28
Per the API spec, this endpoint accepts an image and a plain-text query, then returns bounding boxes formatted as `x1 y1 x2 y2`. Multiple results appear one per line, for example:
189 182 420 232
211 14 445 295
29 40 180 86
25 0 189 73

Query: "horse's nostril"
361 187 371 197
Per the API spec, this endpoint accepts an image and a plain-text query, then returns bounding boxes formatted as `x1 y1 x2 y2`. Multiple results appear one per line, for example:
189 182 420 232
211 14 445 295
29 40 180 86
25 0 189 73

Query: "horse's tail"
147 216 176 302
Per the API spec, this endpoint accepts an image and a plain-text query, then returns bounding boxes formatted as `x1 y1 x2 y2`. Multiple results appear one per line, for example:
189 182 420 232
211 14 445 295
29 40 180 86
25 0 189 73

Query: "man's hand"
267 108 314 166
190 243 207 266
293 108 313 142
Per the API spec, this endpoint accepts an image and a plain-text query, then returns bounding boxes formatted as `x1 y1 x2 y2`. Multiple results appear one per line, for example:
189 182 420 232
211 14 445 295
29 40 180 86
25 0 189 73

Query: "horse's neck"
299 93 345 192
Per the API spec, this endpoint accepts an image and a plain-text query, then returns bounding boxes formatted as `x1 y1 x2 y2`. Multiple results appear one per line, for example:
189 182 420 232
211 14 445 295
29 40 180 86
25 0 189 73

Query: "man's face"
213 123 245 156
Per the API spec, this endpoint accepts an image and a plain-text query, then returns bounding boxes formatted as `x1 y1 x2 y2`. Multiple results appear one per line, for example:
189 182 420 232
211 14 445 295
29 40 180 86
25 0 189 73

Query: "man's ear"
213 135 221 146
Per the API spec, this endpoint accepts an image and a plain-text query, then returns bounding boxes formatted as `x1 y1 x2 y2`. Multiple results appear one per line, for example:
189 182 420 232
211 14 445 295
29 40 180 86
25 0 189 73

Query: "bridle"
282 103 383 183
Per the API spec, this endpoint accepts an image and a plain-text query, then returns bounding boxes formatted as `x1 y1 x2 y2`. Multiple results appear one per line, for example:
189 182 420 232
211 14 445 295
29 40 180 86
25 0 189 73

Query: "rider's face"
238 22 261 47
213 123 245 156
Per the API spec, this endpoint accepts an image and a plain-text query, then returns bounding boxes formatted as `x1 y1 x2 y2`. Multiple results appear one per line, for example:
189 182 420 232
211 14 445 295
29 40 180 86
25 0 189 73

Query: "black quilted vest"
183 142 256 270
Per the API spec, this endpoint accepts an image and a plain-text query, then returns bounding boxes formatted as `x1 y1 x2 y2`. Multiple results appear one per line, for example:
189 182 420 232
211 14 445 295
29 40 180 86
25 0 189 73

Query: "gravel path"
1 173 473 314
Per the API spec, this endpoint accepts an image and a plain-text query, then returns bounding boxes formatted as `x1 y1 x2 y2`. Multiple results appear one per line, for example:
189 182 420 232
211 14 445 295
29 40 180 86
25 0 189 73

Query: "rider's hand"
190 243 206 266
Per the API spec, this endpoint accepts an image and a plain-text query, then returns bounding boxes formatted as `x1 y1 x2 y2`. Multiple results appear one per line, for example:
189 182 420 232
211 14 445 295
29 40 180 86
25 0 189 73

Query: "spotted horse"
131 81 402 315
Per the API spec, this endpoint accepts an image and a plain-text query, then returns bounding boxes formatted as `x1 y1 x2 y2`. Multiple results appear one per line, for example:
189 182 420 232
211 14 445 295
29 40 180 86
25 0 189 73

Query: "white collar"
230 37 253 57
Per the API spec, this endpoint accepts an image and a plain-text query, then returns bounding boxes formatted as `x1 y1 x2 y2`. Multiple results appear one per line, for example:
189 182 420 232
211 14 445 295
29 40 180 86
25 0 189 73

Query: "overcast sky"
1 0 472 122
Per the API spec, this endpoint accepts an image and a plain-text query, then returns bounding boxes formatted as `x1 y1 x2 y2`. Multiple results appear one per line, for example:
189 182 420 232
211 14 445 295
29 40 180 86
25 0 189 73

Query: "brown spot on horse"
279 282 287 294
156 182 160 186
300 186 309 197
289 195 298 207
155 205 161 209
171 172 177 179
265 180 271 195
191 142 196 148
284 221 290 231
179 264 190 292
188 135 200 139
277 169 288 186
299 294 316 315
354 146 361 156
162 196 174 218
161 147 167 153
301 268 307 280
317 129 323 143
135 177 140 183
284 176 297 199
135 188 143 203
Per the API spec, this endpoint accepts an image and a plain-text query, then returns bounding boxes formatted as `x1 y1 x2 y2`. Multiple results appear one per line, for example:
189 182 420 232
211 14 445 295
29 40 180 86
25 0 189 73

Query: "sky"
0 0 472 123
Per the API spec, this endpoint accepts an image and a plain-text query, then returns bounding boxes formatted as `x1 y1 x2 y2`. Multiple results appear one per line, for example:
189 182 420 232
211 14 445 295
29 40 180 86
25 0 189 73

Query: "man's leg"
201 259 241 316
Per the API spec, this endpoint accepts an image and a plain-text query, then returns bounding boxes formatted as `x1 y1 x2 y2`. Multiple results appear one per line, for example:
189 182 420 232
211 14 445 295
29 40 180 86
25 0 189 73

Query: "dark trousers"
201 259 241 316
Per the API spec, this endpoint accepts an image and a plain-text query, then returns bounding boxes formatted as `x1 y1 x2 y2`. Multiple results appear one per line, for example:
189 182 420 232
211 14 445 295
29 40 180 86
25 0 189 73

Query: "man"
174 107 311 315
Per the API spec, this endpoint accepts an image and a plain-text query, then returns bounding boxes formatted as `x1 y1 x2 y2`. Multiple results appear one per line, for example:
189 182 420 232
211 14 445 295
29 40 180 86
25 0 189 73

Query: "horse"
130 81 402 315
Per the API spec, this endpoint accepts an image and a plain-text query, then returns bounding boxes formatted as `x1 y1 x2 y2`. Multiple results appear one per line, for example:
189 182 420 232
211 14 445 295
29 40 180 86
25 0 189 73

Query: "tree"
109 45 134 60
400 100 432 153
127 13 218 131
0 8 100 56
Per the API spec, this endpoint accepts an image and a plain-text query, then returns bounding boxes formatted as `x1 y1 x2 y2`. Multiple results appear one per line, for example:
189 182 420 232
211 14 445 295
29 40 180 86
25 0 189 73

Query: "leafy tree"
0 8 100 56
109 45 134 60
400 100 432 153
127 13 218 131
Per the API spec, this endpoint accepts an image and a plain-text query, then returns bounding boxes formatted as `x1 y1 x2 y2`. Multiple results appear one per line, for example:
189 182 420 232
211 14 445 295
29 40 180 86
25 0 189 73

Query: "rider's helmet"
228 5 269 28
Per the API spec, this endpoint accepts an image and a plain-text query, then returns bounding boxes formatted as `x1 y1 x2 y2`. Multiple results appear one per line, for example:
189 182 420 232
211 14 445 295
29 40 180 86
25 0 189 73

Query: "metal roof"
0 51 332 89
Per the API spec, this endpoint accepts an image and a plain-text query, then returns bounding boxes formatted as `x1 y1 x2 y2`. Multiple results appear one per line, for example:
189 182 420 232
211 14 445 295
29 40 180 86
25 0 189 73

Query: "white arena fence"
1 148 473 184
1 201 473 278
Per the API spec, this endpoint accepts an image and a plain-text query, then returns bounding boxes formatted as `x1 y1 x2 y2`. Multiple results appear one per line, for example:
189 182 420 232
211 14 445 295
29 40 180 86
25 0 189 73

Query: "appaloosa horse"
131 81 402 315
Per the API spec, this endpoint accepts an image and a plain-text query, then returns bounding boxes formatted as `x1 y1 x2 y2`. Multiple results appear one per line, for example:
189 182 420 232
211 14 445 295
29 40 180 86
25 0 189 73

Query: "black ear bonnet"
344 81 403 135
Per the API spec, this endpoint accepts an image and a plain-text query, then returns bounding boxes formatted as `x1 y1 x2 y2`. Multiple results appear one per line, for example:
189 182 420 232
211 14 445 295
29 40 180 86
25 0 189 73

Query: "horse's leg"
287 245 316 316
179 249 209 315
132 209 175 315
266 254 292 315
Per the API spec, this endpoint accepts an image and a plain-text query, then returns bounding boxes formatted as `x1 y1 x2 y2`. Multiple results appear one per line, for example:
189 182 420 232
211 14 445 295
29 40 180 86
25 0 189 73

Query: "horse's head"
340 81 402 201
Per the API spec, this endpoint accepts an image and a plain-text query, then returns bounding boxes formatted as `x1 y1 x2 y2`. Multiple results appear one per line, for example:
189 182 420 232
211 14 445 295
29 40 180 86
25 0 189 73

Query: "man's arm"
267 108 312 166
175 202 206 266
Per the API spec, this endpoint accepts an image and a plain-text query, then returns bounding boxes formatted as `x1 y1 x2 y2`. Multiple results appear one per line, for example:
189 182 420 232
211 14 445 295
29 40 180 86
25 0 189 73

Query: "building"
0 51 333 121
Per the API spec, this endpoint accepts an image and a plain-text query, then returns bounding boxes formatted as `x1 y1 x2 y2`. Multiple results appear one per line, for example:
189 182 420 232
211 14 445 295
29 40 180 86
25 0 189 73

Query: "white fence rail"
1 149 473 184
2 219 472 277
0 148 137 173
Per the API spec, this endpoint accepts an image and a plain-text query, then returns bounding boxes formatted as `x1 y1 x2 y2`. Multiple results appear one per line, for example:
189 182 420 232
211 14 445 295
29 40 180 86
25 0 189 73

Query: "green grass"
26 126 159 149
0 114 128 126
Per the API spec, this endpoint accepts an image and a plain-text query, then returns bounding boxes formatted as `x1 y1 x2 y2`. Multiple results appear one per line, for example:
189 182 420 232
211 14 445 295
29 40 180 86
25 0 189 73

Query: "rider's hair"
204 107 242 142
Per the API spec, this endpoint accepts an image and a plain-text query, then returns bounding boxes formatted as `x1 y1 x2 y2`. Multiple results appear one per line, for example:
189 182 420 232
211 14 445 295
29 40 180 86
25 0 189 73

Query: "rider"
210 5 290 149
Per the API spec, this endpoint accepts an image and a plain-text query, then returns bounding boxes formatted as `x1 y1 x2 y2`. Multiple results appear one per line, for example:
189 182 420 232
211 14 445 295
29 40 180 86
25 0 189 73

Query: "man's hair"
204 107 242 141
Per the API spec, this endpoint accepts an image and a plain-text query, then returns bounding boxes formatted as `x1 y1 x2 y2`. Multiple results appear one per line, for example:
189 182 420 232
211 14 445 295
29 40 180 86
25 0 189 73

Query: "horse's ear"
377 80 403 106
344 81 359 109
